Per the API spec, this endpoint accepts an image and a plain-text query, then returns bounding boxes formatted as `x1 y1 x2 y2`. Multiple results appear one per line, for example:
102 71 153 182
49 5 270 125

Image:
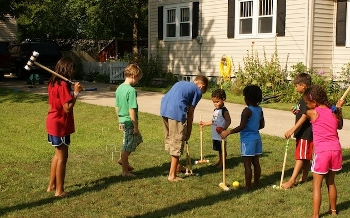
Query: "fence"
81 61 128 83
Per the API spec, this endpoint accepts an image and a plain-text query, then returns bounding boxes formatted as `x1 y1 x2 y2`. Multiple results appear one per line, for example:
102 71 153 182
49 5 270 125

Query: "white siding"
149 1 312 77
311 0 334 72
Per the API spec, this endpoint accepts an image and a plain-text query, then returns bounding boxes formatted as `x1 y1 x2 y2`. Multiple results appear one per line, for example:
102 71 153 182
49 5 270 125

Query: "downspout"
307 0 315 70
148 0 151 60
196 0 203 72
304 0 309 66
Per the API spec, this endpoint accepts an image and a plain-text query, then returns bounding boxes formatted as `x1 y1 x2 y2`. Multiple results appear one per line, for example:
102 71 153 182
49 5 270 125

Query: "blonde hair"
124 63 142 78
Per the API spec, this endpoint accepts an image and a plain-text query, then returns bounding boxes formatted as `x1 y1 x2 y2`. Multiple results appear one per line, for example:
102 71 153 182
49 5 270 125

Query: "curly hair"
211 89 226 100
303 85 331 108
243 85 262 105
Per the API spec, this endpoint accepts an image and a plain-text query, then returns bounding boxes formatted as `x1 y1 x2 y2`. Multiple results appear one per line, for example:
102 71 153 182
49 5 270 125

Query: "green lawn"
1 87 350 217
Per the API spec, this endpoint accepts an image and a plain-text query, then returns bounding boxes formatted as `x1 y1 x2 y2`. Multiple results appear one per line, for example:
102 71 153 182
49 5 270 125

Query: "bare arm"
259 110 265 130
222 110 231 130
185 105 195 141
284 114 308 139
63 82 82 113
129 108 139 134
220 107 251 138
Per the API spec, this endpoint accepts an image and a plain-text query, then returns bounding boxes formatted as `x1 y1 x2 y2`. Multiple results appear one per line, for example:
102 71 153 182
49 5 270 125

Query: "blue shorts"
121 124 143 152
212 140 227 152
240 139 262 156
48 134 70 147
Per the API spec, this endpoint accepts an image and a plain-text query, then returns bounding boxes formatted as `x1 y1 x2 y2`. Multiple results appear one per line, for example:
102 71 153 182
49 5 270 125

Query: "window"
164 3 193 40
235 0 277 38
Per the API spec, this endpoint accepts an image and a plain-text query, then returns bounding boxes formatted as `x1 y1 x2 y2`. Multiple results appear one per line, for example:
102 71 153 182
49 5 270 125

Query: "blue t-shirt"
160 81 202 122
240 106 262 143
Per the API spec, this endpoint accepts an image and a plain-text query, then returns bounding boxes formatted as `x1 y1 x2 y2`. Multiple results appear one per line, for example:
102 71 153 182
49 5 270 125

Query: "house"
99 38 148 62
0 15 18 44
148 0 350 80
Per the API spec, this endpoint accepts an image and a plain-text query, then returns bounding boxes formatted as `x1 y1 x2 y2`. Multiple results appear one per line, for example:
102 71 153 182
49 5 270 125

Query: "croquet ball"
272 185 281 189
216 126 224 133
195 173 200 176
232 181 240 188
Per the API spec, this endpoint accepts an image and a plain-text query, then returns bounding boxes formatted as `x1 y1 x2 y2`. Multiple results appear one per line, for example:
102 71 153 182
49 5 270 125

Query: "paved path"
2 78 350 148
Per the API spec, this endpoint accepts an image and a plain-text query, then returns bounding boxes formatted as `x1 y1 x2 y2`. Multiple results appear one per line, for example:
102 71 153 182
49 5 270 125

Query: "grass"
1 87 350 217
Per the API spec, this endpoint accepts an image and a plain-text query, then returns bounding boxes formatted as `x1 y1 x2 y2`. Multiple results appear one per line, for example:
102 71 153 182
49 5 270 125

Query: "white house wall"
149 0 312 78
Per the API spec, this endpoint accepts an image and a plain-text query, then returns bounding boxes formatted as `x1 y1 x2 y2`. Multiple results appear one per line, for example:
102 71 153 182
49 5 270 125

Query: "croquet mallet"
279 139 290 188
195 115 209 164
24 51 97 91
218 139 229 191
185 141 195 176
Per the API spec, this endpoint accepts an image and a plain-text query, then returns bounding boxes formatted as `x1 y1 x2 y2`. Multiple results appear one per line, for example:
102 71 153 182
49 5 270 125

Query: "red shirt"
46 81 75 136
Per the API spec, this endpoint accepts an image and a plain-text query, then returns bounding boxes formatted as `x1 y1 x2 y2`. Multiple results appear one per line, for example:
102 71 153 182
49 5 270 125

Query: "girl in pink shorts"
302 85 344 217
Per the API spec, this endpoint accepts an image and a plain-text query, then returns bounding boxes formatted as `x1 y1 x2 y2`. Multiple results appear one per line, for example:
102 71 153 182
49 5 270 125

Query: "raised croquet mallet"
195 115 209 164
24 51 97 91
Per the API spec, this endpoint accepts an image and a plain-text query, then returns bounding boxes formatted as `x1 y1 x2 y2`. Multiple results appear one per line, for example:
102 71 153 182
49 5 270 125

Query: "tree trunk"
132 11 139 62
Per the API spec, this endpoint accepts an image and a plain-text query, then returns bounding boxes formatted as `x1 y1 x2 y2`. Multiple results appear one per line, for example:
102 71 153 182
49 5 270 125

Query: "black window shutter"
227 0 235 38
336 0 347 46
192 2 199 39
276 0 286 37
158 6 163 40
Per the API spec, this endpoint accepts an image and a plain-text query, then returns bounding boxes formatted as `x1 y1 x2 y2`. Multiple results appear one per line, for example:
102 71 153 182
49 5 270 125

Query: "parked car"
0 42 12 79
12 40 62 80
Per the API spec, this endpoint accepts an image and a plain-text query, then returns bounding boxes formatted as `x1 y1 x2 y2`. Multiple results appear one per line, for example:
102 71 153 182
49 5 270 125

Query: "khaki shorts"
162 117 187 157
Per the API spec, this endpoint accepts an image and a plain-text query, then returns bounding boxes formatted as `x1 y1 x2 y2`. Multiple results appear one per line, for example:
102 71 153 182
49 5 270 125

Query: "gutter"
306 0 315 69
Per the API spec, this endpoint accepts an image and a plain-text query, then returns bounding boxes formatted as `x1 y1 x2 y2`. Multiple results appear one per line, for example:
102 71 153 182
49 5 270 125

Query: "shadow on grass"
0 87 47 104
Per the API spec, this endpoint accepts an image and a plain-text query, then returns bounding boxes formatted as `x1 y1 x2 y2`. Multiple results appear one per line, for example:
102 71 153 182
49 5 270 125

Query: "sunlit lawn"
1 87 350 217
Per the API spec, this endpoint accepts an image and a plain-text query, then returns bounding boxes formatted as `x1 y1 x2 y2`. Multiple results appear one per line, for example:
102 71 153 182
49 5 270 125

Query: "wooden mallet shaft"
340 85 350 100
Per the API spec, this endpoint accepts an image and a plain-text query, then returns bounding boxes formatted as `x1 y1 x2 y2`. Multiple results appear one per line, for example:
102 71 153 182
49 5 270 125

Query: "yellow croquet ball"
232 181 240 189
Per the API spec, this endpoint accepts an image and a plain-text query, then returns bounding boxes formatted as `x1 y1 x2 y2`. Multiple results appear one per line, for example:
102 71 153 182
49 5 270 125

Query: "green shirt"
115 84 138 126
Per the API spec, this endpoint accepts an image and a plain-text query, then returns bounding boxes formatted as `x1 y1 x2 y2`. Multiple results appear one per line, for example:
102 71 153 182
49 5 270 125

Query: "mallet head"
24 51 40 71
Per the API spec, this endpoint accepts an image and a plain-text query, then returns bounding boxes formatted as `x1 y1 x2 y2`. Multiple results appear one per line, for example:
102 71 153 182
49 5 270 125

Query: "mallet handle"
200 114 203 160
280 140 289 187
33 61 74 84
341 86 350 100
221 139 226 185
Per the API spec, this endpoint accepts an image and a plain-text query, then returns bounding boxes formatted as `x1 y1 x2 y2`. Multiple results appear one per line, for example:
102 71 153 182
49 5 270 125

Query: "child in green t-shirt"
115 64 143 177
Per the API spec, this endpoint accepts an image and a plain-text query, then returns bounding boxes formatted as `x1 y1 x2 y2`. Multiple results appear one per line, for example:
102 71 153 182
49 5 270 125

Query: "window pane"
240 1 253 17
167 24 176 37
180 23 190 36
259 0 273 16
167 9 175 23
240 18 252 34
180 8 189 22
258 17 272 33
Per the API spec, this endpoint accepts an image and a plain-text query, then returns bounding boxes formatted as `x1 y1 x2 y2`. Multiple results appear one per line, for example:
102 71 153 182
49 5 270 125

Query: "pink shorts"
295 139 313 160
311 150 342 174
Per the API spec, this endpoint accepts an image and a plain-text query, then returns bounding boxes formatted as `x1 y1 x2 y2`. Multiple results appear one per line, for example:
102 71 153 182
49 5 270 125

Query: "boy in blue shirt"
160 75 209 181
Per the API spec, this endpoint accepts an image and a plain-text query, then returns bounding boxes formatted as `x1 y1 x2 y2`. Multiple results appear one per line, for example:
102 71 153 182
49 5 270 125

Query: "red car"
0 43 11 79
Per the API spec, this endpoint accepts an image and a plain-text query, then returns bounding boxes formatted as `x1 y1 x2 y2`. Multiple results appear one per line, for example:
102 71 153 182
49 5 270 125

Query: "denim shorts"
121 124 143 152
48 134 70 147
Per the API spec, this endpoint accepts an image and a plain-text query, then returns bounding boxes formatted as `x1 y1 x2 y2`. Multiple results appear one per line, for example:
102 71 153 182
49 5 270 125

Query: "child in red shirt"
46 57 82 197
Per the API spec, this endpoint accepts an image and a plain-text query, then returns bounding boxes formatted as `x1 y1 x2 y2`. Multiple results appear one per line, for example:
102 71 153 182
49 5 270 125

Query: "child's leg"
252 155 261 188
300 159 311 182
121 151 136 177
312 173 324 218
47 154 58 192
325 171 337 216
168 155 183 181
243 156 253 190
54 145 68 197
281 159 303 189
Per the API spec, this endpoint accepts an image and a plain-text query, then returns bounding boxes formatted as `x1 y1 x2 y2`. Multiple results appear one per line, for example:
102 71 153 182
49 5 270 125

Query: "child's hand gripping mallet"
185 141 194 176
217 127 229 191
195 115 209 164
24 51 97 91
